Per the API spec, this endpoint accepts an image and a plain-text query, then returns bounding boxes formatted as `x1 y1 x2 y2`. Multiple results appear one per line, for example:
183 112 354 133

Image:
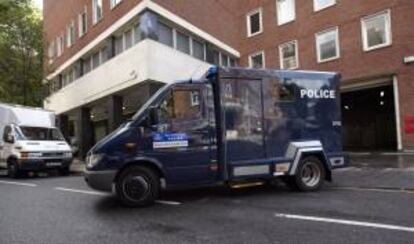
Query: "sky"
33 0 43 10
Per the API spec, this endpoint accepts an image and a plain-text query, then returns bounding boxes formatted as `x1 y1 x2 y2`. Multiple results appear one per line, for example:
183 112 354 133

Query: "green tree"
0 0 43 106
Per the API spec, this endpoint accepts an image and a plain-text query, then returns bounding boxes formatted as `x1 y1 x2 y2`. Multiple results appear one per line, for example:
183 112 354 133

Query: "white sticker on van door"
153 133 189 149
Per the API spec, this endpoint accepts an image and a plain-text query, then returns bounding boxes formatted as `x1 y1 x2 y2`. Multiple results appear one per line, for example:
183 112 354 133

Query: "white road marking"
331 186 414 194
156 200 182 206
275 213 414 233
55 187 108 196
0 180 37 187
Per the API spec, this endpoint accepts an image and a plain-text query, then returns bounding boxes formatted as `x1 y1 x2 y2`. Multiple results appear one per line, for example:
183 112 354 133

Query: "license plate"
46 162 62 167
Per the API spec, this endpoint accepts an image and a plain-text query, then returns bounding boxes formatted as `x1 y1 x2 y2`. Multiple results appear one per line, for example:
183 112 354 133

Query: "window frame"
78 6 88 37
361 9 392 52
279 40 299 69
66 20 75 47
92 0 103 25
246 8 263 37
249 51 265 69
276 0 296 26
313 0 336 12
315 26 340 63
110 0 122 9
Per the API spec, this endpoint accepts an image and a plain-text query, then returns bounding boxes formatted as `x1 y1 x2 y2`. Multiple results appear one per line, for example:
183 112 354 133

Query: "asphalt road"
0 173 413 244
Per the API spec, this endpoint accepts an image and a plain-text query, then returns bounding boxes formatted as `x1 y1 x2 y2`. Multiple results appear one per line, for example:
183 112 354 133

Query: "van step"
229 181 265 189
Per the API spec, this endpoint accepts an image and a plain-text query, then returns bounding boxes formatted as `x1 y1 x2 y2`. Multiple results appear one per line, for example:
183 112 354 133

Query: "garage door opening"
341 84 397 151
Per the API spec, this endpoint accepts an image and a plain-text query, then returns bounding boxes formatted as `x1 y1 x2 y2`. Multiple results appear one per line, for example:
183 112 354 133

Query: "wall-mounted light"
344 105 350 110
380 91 385 97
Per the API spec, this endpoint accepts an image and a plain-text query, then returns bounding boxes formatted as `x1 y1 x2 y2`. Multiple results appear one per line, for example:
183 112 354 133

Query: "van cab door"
0 125 14 168
145 84 217 185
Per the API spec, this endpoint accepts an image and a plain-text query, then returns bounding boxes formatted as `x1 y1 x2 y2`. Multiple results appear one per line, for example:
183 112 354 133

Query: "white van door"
0 125 14 168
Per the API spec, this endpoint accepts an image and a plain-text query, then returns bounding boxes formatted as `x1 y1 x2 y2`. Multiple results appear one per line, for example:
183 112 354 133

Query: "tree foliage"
0 0 43 106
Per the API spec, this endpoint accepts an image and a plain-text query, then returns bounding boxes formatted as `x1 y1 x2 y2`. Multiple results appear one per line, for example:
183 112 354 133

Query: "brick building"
43 0 414 156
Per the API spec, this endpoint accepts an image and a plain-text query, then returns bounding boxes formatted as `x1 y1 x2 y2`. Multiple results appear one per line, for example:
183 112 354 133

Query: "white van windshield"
16 126 65 141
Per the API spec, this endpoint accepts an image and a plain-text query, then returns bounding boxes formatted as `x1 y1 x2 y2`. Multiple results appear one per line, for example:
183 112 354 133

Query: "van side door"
0 125 13 167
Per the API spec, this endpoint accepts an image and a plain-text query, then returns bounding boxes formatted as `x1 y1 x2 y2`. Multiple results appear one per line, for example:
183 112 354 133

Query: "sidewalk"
70 159 85 174
329 153 414 190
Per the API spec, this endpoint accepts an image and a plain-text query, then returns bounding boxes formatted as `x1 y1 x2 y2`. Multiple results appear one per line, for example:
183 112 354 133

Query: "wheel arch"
114 157 166 184
289 149 332 182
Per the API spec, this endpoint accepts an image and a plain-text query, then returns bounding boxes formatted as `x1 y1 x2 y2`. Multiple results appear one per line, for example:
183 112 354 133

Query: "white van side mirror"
5 133 15 144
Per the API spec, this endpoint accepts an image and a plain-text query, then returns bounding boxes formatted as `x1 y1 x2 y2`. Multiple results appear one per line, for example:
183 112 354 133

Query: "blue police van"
84 67 347 207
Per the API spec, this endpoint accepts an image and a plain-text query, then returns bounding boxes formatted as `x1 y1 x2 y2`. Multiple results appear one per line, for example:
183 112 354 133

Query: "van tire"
115 166 160 207
285 156 325 192
7 160 22 179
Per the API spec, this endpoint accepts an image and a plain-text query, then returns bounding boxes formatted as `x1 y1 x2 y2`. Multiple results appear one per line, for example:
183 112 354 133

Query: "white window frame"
57 34 64 57
279 40 299 69
66 20 75 47
190 91 200 106
246 8 263 37
361 10 392 52
313 0 336 12
276 0 296 26
315 27 340 63
92 0 103 25
110 0 122 9
78 6 88 37
249 51 265 68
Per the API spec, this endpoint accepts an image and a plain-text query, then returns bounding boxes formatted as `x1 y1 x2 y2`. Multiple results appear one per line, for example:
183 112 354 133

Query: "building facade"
43 0 414 156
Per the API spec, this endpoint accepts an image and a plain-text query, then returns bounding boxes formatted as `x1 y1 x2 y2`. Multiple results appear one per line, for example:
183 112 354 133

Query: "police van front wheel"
284 156 325 192
115 166 160 207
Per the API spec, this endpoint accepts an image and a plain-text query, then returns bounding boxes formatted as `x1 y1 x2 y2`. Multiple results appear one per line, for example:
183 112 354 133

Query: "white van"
0 104 73 178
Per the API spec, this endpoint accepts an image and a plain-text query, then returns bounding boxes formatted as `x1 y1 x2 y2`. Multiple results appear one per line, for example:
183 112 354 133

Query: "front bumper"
18 158 72 171
84 170 117 192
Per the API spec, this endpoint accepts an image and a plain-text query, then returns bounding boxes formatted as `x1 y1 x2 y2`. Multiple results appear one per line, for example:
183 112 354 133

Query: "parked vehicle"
85 67 347 207
0 104 73 178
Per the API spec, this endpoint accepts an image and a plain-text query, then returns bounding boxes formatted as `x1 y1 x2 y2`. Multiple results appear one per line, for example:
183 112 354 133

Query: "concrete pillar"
107 95 124 132
76 107 94 159
57 114 70 142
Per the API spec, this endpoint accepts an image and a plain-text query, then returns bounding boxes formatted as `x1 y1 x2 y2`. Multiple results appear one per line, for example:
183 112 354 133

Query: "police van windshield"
16 126 65 141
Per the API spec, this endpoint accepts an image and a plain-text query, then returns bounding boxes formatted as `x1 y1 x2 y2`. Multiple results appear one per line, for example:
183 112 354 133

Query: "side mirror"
5 133 15 144
148 106 158 126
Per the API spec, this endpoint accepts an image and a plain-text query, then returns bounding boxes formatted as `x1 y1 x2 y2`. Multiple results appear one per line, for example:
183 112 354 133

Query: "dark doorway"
341 84 397 151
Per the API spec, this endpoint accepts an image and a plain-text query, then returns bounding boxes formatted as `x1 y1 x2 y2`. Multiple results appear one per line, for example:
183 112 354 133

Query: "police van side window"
268 78 295 102
157 88 202 131
279 83 295 102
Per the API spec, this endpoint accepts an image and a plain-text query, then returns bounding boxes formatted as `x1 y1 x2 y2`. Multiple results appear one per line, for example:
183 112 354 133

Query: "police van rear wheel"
116 166 160 207
286 156 325 191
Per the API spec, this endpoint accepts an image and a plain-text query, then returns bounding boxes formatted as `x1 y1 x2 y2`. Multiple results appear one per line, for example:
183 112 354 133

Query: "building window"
246 8 263 37
221 53 229 67
66 20 75 47
114 35 123 55
158 22 173 47
78 7 88 37
361 10 392 51
277 0 295 25
110 0 122 9
134 24 142 44
249 51 265 68
190 91 200 106
92 0 103 24
48 41 55 63
192 39 204 60
316 27 340 63
207 46 220 65
83 57 91 74
313 0 336 12
229 58 236 67
56 35 64 57
100 46 108 63
279 40 299 69
176 31 190 54
92 51 100 69
124 29 133 50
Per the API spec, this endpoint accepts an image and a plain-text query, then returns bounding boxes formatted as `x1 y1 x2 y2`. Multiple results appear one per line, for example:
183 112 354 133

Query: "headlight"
64 152 73 158
20 152 42 158
86 154 103 169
